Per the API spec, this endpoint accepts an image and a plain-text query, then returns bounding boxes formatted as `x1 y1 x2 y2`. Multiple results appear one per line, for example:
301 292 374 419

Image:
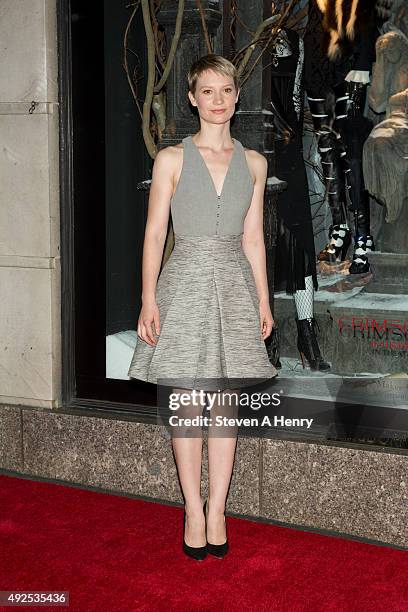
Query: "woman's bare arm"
242 150 269 302
242 150 274 339
137 146 179 345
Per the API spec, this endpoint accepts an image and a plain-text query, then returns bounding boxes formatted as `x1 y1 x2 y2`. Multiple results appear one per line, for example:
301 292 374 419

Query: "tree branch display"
123 0 304 159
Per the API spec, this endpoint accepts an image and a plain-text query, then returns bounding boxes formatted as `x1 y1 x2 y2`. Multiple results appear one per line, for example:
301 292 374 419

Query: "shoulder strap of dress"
234 138 246 154
234 138 248 163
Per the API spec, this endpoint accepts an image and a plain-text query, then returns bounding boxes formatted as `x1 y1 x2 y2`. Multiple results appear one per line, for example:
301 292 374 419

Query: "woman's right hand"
137 300 161 346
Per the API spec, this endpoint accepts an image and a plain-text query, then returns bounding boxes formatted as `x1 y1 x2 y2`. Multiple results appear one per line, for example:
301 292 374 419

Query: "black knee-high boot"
296 317 330 371
340 82 375 274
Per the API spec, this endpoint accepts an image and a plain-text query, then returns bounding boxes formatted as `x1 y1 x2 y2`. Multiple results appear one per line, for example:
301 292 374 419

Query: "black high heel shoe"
204 500 229 558
296 317 331 371
182 503 207 561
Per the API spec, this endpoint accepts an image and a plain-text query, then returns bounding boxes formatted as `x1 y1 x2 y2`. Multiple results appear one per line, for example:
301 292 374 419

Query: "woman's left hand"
259 298 274 340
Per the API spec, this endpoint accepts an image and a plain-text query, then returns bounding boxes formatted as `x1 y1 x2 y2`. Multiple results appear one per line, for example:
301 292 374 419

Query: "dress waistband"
174 233 243 244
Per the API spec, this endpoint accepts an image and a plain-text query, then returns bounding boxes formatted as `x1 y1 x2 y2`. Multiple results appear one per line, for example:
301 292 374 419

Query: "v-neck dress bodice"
170 135 254 236
127 134 277 391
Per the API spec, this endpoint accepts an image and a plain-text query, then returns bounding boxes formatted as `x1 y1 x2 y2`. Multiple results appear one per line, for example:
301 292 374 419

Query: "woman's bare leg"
206 388 240 544
171 387 206 547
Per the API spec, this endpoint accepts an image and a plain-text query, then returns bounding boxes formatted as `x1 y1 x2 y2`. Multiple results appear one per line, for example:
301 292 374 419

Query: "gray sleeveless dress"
127 135 277 390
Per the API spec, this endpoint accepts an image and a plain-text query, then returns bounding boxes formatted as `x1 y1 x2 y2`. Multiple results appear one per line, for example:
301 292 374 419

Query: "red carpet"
0 473 407 611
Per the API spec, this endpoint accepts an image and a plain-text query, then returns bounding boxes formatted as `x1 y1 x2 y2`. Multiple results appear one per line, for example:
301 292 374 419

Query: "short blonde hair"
187 54 239 95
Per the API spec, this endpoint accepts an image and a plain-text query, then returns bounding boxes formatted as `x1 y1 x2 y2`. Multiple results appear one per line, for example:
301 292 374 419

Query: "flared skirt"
127 234 277 391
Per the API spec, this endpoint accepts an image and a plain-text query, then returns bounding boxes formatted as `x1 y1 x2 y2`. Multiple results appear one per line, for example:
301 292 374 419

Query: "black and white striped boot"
349 234 375 274
318 223 352 263
349 211 375 274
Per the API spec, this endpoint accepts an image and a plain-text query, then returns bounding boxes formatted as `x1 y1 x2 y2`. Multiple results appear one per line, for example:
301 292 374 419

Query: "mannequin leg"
340 82 375 274
293 275 330 371
293 274 314 321
171 387 206 547
307 92 352 263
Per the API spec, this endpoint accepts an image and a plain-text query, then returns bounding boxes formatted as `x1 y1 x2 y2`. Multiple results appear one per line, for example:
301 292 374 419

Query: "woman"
128 55 277 560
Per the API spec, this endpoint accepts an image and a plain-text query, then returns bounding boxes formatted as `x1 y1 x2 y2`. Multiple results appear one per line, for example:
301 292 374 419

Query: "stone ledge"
0 404 406 547
0 255 59 269
365 252 408 294
0 102 56 115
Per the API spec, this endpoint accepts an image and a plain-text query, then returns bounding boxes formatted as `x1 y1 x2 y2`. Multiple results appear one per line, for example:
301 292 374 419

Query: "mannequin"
363 1 408 249
364 88 408 227
304 0 379 274
272 27 330 371
370 1 408 114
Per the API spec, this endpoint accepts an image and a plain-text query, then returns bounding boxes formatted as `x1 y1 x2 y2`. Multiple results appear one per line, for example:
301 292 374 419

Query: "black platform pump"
182 502 207 561
204 499 229 558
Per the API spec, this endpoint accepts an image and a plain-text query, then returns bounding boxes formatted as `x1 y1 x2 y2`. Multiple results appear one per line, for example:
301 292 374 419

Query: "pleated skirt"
127 234 277 391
